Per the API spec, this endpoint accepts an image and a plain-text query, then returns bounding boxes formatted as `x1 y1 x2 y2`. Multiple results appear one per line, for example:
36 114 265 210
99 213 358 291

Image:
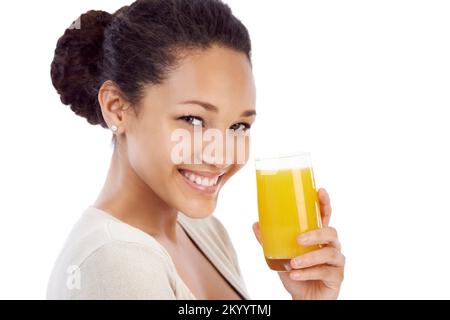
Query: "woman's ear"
98 80 130 134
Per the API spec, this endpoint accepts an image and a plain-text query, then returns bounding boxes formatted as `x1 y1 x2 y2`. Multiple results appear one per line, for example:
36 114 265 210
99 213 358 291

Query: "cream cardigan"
46 206 250 299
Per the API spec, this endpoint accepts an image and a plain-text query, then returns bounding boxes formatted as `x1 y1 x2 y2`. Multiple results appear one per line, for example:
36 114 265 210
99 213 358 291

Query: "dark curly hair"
51 0 252 132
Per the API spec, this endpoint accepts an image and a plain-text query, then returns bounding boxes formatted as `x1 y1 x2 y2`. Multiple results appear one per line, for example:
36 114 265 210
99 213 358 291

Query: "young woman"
47 0 345 300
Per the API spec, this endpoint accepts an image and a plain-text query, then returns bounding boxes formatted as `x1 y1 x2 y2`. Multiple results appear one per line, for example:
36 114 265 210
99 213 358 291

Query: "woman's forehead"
164 46 256 107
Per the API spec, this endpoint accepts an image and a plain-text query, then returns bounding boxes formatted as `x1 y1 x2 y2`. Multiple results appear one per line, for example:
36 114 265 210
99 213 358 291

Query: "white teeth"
180 170 220 187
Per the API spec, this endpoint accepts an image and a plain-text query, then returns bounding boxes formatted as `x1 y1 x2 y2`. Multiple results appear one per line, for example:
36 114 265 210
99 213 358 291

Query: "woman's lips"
177 168 224 195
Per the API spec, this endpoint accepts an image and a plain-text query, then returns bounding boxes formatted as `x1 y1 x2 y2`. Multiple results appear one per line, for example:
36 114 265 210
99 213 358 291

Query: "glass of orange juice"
255 151 322 272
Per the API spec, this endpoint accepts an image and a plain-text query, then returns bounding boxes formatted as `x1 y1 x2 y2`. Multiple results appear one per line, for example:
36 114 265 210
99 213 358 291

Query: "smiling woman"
47 0 346 301
47 0 256 300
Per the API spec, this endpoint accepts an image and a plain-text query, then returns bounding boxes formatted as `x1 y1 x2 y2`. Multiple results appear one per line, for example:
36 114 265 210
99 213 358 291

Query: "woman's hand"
252 188 345 300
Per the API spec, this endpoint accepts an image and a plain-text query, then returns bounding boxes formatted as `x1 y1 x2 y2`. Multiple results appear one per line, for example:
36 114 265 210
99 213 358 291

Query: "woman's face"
124 45 256 218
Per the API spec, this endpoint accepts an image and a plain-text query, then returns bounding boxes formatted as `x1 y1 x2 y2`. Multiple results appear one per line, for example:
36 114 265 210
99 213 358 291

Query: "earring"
110 125 118 133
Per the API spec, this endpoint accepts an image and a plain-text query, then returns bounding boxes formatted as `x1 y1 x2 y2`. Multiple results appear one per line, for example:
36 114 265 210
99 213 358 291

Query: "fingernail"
297 236 308 244
293 257 302 267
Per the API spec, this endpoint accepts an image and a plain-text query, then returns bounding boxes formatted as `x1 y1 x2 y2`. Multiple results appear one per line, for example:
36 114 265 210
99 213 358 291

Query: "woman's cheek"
234 134 250 165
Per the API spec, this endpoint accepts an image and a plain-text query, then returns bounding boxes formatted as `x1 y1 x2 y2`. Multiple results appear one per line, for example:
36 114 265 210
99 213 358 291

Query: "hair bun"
51 10 113 127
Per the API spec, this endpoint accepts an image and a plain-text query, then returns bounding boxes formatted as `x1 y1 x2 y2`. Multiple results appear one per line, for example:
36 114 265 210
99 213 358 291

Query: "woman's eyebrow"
179 100 256 117
241 109 257 117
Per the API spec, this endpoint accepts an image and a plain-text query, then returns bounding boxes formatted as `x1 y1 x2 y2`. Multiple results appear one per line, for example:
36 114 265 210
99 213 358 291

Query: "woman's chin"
178 201 217 219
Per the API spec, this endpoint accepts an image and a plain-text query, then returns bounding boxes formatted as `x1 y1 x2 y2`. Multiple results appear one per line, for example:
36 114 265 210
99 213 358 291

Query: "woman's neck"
93 144 180 243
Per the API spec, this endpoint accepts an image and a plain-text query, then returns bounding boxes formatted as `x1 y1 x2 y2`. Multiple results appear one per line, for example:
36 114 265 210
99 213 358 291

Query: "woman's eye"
230 123 251 132
179 116 204 127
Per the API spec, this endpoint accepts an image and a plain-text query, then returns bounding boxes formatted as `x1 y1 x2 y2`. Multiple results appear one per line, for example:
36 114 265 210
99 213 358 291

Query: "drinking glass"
255 151 322 271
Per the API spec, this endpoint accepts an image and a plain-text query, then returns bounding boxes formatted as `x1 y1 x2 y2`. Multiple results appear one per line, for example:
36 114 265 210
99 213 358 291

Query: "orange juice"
256 167 322 271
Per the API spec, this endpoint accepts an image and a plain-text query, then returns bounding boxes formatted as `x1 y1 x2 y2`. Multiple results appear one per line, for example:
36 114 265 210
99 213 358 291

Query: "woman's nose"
191 128 248 166
193 146 235 167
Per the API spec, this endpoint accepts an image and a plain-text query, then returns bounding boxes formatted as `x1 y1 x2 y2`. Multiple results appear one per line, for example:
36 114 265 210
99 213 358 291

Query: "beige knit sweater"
46 206 250 299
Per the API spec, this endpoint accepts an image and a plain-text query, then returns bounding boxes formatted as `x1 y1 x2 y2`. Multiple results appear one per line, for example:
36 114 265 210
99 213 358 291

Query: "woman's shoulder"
46 206 177 299
58 206 172 264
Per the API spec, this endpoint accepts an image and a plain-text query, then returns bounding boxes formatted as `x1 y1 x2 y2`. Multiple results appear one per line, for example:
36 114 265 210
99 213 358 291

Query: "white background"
0 0 449 299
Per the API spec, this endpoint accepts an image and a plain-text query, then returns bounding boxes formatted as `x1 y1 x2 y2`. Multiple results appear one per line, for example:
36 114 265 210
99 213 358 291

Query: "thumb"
252 222 262 245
